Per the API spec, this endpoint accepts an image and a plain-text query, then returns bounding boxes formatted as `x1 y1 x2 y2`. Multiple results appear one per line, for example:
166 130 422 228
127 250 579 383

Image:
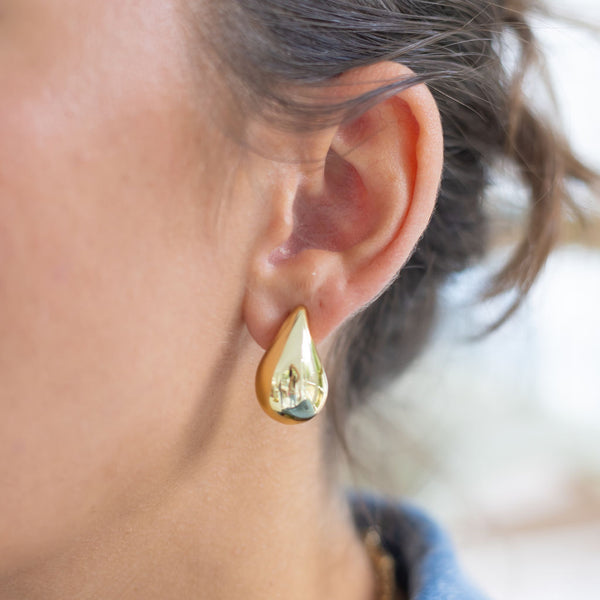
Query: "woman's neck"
2 341 376 600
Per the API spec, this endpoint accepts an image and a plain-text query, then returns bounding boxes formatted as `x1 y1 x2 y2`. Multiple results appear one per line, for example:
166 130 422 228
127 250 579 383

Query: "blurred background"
340 1 600 598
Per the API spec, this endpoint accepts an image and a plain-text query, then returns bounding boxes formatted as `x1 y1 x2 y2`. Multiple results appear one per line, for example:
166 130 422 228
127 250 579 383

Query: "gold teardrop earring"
255 306 328 424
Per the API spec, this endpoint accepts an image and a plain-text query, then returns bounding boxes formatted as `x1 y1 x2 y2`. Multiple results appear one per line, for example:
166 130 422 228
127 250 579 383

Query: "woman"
0 1 596 598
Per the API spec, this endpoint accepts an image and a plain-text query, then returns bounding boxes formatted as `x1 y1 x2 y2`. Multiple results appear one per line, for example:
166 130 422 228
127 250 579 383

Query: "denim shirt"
348 490 488 600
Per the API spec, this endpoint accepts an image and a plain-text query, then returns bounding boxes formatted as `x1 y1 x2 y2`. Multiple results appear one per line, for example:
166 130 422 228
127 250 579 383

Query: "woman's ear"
242 61 443 349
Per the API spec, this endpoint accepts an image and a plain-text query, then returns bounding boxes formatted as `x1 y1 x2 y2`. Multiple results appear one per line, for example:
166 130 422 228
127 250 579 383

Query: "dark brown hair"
189 0 598 411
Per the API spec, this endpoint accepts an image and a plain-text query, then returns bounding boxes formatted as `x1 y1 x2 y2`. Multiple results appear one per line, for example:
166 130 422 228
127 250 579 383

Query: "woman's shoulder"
347 489 489 600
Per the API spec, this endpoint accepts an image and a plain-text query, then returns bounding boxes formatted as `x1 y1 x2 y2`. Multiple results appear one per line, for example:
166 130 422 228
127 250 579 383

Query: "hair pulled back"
189 0 598 410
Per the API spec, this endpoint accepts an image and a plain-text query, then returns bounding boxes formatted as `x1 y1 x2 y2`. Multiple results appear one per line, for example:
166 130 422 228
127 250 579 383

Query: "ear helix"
255 306 328 424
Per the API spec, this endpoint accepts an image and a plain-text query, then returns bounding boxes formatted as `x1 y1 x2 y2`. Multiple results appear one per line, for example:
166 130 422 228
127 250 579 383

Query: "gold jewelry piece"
363 527 398 600
255 306 328 424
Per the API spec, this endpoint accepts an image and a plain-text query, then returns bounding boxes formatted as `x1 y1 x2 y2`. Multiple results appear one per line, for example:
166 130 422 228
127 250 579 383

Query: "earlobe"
243 62 443 350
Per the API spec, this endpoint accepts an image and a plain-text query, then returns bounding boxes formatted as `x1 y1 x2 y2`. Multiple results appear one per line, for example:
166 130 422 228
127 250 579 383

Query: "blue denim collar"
348 489 488 600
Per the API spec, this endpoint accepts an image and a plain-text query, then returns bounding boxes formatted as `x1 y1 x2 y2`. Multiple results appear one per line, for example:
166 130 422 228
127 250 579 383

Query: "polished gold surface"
255 306 328 424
